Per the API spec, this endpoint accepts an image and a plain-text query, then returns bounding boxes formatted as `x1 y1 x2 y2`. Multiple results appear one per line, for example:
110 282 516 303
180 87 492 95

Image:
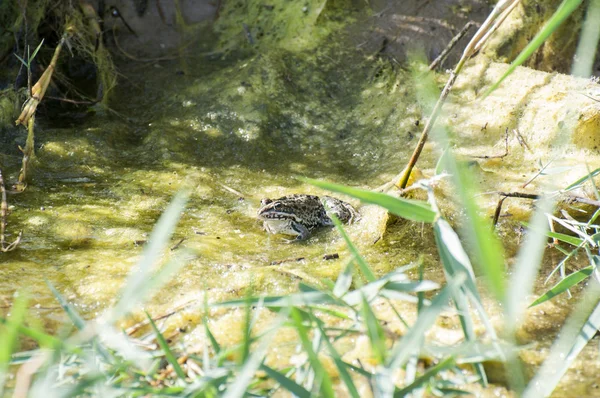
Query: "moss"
214 0 368 53
0 89 19 127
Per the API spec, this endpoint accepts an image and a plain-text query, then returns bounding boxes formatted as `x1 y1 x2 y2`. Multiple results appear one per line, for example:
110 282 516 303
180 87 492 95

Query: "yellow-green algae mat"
2 32 600 398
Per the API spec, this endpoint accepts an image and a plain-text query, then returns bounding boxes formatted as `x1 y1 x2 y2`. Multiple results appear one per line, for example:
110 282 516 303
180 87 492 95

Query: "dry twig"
0 167 22 252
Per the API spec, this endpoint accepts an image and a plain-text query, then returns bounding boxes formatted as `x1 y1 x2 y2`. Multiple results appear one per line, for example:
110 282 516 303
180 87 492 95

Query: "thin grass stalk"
572 0 600 76
504 196 556 393
15 116 35 191
484 0 585 96
0 293 29 396
107 190 189 322
394 0 521 189
0 167 22 252
523 280 600 397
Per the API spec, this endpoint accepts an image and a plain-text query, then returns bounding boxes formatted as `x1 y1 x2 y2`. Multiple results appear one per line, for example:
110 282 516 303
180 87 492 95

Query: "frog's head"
257 198 297 221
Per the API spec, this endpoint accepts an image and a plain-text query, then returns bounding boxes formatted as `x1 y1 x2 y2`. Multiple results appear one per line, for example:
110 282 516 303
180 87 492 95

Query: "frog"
257 194 359 241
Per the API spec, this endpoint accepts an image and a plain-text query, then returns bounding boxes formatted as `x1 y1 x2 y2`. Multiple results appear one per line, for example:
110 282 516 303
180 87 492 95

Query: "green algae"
1 1 599 395
0 16 430 330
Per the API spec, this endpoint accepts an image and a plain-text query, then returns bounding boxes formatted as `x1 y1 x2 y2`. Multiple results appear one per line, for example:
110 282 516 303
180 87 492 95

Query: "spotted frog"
257 194 359 241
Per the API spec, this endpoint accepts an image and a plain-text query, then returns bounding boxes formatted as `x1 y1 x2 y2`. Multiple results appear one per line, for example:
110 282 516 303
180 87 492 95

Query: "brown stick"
395 70 459 189
393 0 521 190
491 190 600 228
428 21 477 71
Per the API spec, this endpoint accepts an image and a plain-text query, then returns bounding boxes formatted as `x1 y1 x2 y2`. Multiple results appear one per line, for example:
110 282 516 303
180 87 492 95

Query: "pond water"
1 3 599 396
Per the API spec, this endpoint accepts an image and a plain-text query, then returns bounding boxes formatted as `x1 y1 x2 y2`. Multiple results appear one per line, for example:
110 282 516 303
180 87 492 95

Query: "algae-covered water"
0 31 432 323
2 0 600 395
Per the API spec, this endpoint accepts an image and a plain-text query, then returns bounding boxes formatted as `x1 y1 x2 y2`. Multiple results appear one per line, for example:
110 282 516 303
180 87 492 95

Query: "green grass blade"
290 307 335 397
529 266 594 307
453 165 506 302
29 39 45 62
241 298 252 364
433 219 480 300
146 311 187 381
184 368 230 395
303 177 436 223
394 356 456 397
203 319 220 358
544 230 583 246
506 197 555 324
46 280 85 330
435 147 450 176
387 273 466 370
435 387 472 396
331 214 376 282
260 364 311 398
333 260 354 297
144 250 193 300
505 197 556 393
452 286 488 385
13 53 28 67
523 281 600 398
214 291 337 308
222 334 270 398
344 273 438 306
564 167 600 192
0 292 28 396
484 0 585 96
223 309 286 398
109 190 189 322
361 294 387 365
434 151 506 302
573 0 600 76
310 313 360 398
0 319 65 351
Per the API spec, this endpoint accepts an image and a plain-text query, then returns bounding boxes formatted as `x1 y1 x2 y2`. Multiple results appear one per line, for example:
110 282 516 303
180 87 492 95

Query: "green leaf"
394 357 456 397
433 219 480 301
146 311 187 380
109 190 189 322
361 294 387 364
223 315 284 398
30 39 45 62
545 230 583 246
290 307 335 397
13 53 28 67
260 365 311 398
484 0 585 96
447 163 506 302
529 266 594 307
214 291 337 308
523 282 600 398
387 273 466 369
46 280 85 330
0 292 28 395
564 167 600 192
302 177 436 223
333 260 354 297
330 214 376 282
311 313 361 398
